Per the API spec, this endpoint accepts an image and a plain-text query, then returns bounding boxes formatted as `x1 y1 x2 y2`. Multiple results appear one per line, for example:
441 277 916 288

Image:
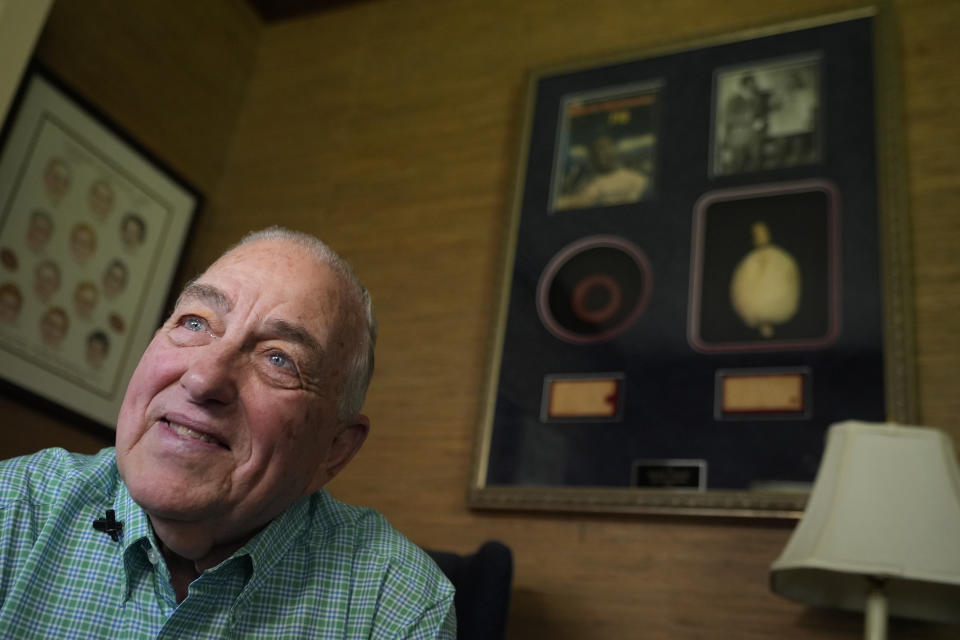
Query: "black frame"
0 64 200 429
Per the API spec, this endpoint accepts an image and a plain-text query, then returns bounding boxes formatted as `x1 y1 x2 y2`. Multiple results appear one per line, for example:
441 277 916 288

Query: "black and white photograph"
712 55 821 176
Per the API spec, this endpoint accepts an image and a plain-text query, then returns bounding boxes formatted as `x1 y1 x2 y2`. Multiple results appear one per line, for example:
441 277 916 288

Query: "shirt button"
146 547 160 565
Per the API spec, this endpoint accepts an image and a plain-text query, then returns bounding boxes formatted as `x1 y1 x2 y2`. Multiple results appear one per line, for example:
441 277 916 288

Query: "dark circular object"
536 235 651 344
571 274 622 324
0 248 17 271
108 313 126 333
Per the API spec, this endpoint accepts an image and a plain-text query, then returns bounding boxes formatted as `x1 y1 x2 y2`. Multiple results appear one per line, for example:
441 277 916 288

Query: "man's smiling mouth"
163 419 228 449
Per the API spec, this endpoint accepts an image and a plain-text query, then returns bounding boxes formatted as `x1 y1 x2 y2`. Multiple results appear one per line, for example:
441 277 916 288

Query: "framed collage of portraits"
0 66 199 429
470 4 915 517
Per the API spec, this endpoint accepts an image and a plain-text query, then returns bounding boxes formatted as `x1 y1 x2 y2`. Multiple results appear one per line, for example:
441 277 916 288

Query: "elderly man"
0 227 455 638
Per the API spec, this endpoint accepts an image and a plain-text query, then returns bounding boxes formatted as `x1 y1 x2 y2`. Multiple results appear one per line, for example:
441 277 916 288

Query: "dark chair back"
424 540 513 640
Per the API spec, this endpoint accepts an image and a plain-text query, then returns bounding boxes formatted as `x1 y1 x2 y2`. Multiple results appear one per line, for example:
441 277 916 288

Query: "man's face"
27 211 53 252
74 283 98 318
122 217 145 248
40 308 68 346
70 226 96 263
44 158 71 202
89 180 115 218
103 262 128 299
591 136 618 173
34 262 60 301
0 288 21 323
116 238 361 542
86 335 108 368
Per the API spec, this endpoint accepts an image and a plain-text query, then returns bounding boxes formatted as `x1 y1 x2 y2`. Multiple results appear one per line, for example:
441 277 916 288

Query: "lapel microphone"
92 509 124 541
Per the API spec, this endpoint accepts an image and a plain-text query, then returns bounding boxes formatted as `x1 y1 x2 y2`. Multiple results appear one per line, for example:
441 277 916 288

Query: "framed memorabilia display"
0 66 199 428
470 4 914 517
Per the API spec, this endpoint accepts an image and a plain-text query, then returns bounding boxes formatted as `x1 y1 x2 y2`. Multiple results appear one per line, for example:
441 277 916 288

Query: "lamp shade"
770 421 960 623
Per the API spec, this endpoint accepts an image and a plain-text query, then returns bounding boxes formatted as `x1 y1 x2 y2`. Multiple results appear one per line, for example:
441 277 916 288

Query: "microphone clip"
93 509 124 542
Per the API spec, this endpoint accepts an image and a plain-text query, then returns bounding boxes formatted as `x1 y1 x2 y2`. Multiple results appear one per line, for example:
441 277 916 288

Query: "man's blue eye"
269 352 291 369
183 317 205 331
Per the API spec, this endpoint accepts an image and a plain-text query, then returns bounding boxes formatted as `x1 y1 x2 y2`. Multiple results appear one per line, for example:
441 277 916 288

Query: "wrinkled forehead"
198 238 358 340
207 238 342 291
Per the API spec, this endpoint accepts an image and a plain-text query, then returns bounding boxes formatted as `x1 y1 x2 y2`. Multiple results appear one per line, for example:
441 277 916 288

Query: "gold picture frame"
470 3 914 518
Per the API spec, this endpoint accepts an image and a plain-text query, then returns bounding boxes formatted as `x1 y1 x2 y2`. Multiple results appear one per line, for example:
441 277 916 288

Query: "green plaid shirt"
0 448 455 639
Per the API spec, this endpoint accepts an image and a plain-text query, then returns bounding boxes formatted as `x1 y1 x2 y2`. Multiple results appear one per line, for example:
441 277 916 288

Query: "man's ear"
310 414 370 491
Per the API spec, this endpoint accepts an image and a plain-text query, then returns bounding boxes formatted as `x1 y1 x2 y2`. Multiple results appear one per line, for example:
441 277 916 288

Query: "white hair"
235 226 377 421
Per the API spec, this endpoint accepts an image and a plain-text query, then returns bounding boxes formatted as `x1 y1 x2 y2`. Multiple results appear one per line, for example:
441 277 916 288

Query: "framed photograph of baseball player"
550 82 660 212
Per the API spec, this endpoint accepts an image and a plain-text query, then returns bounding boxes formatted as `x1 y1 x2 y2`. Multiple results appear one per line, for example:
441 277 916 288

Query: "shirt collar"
115 479 161 602
116 480 153 553
113 478 316 602
230 492 312 582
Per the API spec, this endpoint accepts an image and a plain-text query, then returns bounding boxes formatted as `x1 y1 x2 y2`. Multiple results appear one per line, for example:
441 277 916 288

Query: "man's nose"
179 340 240 405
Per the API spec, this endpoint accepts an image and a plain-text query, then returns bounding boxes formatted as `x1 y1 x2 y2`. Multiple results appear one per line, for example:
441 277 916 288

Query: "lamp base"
864 581 888 640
